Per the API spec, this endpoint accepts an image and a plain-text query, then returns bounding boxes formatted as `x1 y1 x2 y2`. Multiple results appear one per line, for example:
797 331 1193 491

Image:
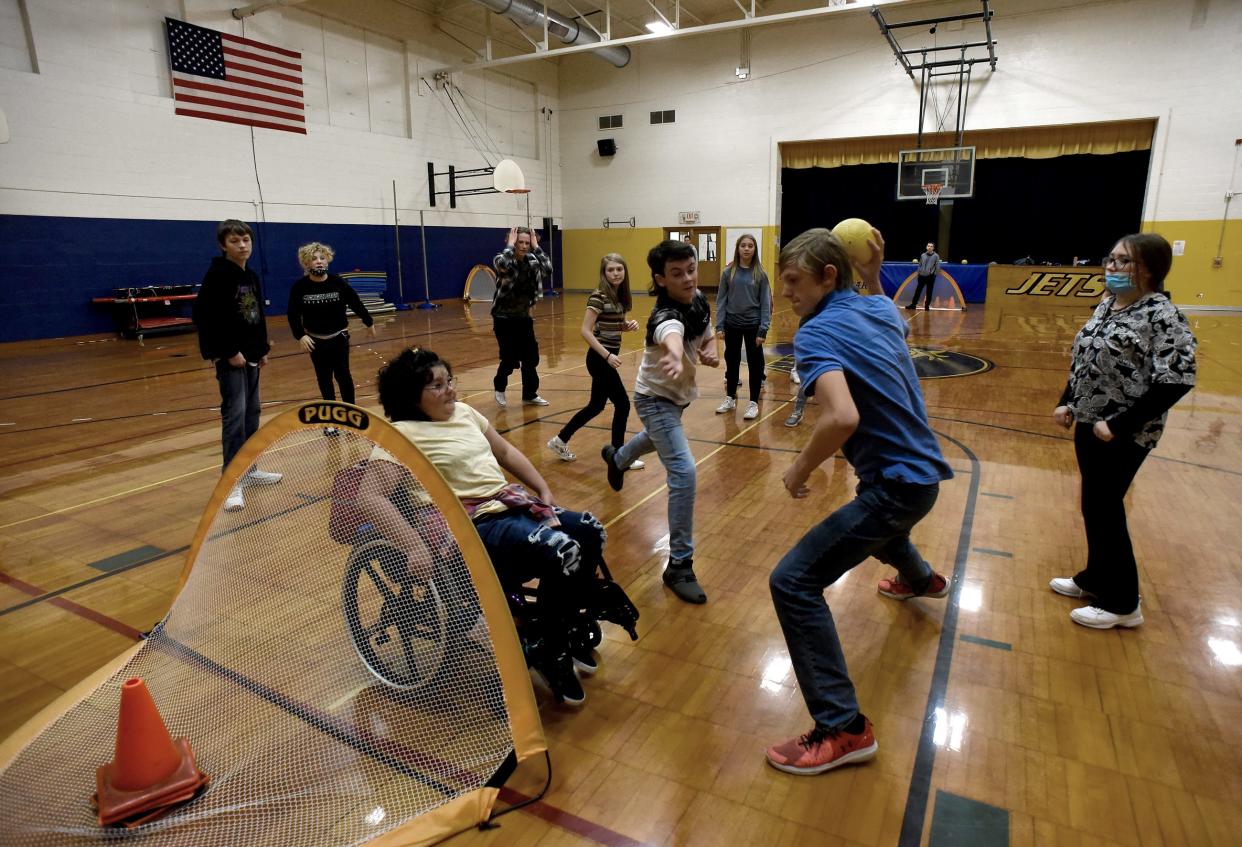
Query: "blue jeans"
216 360 261 471
473 507 604 629
614 395 696 563
770 479 940 730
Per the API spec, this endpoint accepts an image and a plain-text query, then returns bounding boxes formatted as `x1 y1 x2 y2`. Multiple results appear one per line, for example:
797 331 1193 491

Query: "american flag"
165 18 305 135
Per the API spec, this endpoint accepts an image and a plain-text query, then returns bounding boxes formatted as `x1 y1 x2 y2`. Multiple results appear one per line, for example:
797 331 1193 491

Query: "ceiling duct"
470 0 630 67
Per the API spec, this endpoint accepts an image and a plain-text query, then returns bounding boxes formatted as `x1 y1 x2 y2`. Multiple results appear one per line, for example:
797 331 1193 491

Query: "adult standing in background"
907 242 940 310
715 234 772 421
492 226 552 408
193 219 282 512
1049 233 1197 630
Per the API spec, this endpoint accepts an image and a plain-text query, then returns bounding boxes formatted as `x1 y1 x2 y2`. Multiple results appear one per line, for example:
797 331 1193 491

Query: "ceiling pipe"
231 0 310 19
469 0 630 67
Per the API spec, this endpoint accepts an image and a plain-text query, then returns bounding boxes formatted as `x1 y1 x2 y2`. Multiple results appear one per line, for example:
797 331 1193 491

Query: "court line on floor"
928 413 1242 477
0 465 217 530
898 429 981 847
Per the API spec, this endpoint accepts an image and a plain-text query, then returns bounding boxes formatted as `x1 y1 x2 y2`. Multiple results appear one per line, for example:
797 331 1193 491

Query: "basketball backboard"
898 146 976 200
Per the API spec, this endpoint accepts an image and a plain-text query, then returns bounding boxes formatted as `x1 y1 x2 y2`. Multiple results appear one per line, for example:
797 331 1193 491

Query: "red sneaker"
765 718 878 775
877 572 950 601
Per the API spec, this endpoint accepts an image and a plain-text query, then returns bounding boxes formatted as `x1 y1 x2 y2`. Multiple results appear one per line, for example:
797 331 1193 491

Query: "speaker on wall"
597 138 617 157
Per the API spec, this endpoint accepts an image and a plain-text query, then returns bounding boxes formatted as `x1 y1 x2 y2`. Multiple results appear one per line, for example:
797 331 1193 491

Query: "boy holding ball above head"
601 240 718 604
765 226 953 775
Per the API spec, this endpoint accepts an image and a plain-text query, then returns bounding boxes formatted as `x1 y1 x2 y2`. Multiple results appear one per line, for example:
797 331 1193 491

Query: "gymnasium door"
665 227 721 288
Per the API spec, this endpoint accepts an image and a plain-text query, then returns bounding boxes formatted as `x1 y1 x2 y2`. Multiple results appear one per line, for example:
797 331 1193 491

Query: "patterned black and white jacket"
1061 292 1197 449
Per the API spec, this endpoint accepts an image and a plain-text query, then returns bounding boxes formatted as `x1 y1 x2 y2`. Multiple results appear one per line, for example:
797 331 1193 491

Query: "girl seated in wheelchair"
357 346 633 706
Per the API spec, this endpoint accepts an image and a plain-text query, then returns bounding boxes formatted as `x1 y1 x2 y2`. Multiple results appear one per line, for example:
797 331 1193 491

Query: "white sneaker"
628 459 645 470
791 370 801 385
524 395 550 406
1070 603 1143 630
494 390 507 408
716 397 737 414
245 470 283 486
1049 577 1090 598
224 485 245 512
547 436 576 461
743 401 759 420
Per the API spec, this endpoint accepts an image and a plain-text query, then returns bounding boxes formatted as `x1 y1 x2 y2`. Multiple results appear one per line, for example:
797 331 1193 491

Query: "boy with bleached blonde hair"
287 242 376 433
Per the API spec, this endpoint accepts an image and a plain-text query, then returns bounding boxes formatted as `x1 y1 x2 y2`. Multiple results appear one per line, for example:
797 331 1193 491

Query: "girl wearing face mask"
288 242 376 433
1049 233 1197 630
548 254 643 466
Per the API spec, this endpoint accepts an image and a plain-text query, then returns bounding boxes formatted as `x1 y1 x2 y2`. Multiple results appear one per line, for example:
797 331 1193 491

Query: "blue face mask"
1104 272 1135 293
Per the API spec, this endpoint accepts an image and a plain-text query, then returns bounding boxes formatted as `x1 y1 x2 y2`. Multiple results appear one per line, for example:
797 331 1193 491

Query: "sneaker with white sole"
628 459 645 470
570 646 598 676
766 717 878 776
245 470 283 486
1070 603 1143 629
716 397 737 414
743 401 759 420
547 436 576 461
494 390 507 408
224 485 245 512
785 409 804 427
1049 577 1092 598
524 395 550 406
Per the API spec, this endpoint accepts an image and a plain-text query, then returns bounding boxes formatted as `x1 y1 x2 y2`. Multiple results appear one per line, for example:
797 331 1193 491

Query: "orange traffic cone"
93 678 210 828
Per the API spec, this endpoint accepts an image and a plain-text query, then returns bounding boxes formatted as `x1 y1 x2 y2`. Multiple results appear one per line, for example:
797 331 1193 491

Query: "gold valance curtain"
780 119 1156 169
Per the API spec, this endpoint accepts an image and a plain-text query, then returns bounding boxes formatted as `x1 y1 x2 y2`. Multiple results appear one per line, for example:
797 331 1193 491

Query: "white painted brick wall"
557 0 1242 227
0 0 561 230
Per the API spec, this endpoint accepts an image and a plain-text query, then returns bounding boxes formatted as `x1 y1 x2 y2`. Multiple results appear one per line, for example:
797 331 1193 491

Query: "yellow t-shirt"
370 403 509 518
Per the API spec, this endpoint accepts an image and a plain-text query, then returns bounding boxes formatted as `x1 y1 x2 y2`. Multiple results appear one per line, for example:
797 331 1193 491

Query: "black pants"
911 273 936 308
559 347 630 448
309 333 355 404
493 315 540 399
723 325 764 402
1072 423 1150 614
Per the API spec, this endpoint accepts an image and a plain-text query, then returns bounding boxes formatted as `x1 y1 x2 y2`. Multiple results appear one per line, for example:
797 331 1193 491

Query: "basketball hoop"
492 159 529 194
923 183 943 205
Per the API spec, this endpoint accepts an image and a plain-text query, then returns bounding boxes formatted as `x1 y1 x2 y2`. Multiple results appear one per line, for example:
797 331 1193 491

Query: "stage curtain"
781 119 1155 168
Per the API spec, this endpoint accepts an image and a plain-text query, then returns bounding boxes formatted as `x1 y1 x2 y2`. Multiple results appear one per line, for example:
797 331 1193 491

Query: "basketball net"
923 183 944 205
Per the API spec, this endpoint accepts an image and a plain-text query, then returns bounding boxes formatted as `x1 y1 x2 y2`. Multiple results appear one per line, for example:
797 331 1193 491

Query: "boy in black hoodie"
193 219 282 512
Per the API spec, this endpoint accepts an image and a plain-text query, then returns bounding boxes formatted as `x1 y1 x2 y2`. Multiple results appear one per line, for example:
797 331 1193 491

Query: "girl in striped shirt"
548 254 642 465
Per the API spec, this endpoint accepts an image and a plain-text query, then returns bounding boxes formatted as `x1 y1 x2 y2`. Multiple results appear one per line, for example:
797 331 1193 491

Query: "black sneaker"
535 652 585 705
601 446 625 492
662 559 707 604
570 645 598 676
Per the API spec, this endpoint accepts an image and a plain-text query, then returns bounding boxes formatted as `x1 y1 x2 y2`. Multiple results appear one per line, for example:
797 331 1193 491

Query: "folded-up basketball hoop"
923 183 943 205
493 159 529 194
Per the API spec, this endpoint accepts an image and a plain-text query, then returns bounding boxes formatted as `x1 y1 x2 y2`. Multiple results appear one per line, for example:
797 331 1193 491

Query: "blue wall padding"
0 215 562 342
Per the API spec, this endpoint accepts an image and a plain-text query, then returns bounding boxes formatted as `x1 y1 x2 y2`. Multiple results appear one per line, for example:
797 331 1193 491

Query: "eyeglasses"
423 376 457 394
1103 254 1134 268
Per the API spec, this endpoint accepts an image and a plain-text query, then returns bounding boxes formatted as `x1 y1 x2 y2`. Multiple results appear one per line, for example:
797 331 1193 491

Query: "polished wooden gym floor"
2 291 1240 846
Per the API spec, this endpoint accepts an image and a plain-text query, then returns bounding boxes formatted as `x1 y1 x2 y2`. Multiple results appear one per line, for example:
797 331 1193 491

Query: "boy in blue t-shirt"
765 227 953 777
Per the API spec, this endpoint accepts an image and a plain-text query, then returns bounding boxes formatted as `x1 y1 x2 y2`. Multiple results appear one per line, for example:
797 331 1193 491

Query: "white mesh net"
0 426 516 846
463 266 496 303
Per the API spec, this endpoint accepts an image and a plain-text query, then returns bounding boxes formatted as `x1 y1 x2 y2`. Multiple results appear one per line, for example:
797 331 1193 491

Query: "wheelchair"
340 522 639 693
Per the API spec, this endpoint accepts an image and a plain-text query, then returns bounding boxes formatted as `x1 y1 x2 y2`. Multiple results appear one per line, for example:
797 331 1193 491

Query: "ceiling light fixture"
645 20 673 34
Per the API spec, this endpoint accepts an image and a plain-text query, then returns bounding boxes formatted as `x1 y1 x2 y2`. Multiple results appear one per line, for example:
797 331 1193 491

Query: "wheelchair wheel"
567 618 603 653
342 538 448 690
